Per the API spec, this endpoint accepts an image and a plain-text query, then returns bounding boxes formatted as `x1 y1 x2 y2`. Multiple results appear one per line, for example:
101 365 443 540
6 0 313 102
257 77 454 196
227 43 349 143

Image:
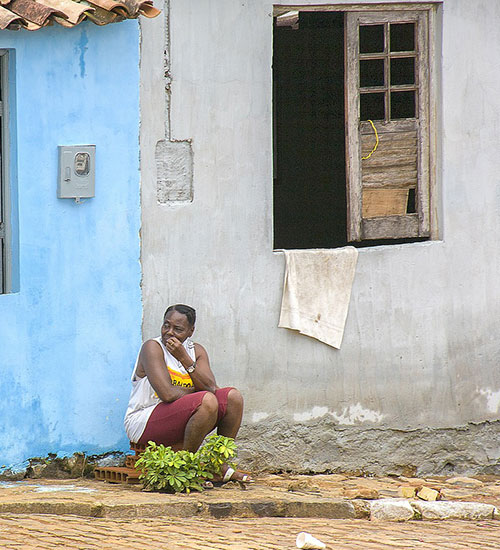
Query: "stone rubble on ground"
416 486 440 501
411 501 497 521
399 486 416 498
370 499 415 522
445 476 484 488
369 499 499 522
343 488 379 500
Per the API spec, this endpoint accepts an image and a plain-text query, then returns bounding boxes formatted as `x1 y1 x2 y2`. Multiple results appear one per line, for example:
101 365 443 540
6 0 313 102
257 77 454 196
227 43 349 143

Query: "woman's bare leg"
183 392 218 452
217 389 244 438
212 389 253 482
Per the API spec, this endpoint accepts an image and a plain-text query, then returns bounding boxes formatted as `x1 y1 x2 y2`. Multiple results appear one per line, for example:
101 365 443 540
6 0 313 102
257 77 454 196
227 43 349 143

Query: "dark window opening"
360 92 385 121
406 187 416 213
390 57 415 85
360 59 385 87
390 23 415 52
391 90 415 119
360 24 384 53
273 11 347 249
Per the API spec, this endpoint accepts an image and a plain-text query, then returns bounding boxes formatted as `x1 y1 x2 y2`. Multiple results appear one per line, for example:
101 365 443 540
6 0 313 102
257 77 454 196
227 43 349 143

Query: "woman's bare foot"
212 464 254 484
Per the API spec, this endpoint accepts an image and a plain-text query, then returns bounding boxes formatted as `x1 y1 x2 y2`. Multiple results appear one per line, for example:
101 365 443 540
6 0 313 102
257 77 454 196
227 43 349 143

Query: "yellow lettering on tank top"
167 365 194 388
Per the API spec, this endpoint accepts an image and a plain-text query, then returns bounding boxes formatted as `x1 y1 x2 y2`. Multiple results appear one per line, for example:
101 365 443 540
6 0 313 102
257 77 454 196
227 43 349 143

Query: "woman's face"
161 310 194 345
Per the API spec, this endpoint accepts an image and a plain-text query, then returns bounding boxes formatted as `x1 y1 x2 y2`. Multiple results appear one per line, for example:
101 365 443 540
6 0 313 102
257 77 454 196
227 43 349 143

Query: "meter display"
57 145 95 202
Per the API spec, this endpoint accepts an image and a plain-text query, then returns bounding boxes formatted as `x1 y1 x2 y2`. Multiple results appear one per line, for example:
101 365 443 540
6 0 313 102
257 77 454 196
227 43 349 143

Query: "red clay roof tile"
8 0 63 26
0 0 159 29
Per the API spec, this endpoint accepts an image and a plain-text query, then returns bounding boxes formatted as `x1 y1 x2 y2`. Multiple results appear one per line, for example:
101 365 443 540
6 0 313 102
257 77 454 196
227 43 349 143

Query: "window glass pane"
391 90 415 119
390 57 415 86
360 24 384 54
390 23 415 52
360 92 385 121
360 59 385 87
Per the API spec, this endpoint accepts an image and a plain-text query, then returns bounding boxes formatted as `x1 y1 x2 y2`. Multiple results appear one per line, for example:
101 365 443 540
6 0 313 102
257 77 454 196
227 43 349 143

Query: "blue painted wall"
0 22 142 469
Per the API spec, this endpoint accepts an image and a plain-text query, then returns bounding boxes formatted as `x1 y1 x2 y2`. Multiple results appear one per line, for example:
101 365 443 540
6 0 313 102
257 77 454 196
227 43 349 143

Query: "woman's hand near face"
160 308 217 394
165 336 191 363
165 338 217 393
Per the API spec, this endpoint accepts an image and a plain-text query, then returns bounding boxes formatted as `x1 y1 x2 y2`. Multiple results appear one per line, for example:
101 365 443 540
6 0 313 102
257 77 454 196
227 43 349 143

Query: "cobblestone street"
0 515 499 549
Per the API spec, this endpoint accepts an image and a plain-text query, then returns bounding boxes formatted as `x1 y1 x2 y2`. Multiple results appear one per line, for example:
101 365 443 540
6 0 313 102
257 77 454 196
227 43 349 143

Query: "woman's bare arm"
164 338 217 393
139 339 195 403
190 343 218 393
166 336 217 393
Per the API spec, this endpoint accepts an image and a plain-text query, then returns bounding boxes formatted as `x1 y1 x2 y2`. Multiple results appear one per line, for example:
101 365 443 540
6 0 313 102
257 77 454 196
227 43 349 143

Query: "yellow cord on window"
361 119 379 160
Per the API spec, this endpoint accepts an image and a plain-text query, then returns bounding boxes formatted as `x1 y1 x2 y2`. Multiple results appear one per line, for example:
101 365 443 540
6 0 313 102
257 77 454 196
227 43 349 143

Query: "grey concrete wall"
139 0 500 475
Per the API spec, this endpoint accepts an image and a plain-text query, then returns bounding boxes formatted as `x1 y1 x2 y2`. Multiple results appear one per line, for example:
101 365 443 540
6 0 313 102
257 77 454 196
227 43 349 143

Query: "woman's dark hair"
164 304 196 327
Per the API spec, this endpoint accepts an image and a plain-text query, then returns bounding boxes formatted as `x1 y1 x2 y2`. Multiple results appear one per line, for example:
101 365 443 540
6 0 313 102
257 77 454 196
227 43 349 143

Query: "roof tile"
83 3 122 25
36 0 92 25
8 0 63 26
0 0 158 29
0 4 23 28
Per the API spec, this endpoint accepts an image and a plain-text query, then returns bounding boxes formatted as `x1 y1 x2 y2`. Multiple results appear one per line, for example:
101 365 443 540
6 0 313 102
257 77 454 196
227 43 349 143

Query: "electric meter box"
57 145 96 200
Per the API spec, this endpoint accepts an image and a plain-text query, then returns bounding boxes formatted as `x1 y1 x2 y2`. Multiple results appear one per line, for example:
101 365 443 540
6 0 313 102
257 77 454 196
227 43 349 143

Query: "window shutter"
346 10 430 241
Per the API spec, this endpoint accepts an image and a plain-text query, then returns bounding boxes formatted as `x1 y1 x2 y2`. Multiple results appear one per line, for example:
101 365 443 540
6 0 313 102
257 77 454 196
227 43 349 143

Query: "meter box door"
57 145 96 201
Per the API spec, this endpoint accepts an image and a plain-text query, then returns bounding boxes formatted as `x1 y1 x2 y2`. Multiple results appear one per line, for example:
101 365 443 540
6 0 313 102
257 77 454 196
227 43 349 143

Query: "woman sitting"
124 304 250 483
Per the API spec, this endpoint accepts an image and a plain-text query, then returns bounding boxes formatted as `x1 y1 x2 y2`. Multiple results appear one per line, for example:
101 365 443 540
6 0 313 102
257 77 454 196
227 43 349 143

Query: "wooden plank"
362 158 417 174
428 6 439 238
345 12 362 241
415 10 431 236
362 166 417 187
360 120 417 134
273 5 439 17
357 10 425 25
361 132 417 147
362 142 417 156
361 150 417 168
361 144 417 157
362 180 416 190
362 214 419 239
362 188 409 218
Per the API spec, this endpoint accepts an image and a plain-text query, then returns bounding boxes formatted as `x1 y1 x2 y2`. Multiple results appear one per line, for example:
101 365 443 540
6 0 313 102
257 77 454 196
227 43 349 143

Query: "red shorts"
137 387 234 447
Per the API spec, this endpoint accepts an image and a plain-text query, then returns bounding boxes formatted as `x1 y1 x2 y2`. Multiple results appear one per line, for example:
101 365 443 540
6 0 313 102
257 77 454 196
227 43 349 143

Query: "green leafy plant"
198 434 237 476
135 435 237 493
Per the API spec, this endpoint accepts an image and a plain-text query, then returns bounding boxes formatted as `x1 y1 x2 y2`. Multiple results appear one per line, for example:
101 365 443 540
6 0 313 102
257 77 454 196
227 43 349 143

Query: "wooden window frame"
274 4 438 246
346 9 432 241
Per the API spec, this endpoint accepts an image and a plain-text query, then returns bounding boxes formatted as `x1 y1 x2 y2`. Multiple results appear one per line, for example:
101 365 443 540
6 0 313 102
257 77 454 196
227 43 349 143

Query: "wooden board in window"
345 10 431 242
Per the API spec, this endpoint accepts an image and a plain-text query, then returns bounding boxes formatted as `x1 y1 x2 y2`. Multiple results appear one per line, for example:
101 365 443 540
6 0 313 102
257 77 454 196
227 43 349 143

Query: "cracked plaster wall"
139 0 500 474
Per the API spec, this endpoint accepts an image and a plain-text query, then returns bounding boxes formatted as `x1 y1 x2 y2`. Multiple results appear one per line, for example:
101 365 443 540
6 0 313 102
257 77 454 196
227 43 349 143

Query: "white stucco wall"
140 0 500 473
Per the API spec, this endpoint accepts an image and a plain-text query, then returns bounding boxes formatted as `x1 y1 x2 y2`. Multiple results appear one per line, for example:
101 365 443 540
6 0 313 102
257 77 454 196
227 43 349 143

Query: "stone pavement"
0 515 499 549
0 473 498 548
0 473 499 520
0 473 499 521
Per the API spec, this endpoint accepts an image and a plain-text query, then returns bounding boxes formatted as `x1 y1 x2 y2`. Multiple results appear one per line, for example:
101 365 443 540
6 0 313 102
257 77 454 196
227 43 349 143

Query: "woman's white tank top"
123 337 195 443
